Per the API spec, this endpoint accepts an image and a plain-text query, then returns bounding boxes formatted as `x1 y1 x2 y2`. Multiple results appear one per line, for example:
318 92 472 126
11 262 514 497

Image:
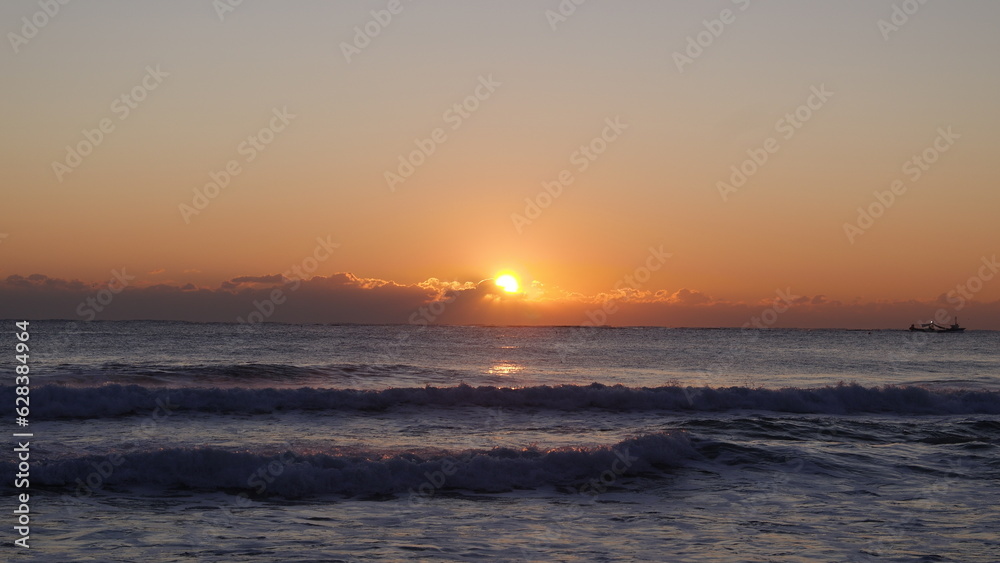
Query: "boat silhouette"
908 318 966 333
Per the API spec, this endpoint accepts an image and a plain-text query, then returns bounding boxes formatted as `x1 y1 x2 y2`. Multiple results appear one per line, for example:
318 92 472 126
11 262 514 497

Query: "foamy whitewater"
4 321 999 561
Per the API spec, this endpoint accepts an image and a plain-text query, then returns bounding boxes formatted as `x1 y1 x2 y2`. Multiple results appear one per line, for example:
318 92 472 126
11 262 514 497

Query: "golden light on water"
487 362 523 376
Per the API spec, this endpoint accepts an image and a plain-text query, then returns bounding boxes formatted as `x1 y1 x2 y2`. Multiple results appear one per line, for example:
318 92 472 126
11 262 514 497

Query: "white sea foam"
11 382 1000 419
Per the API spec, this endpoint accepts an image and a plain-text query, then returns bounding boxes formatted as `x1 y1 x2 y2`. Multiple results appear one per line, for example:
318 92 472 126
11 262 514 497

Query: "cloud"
230 274 285 284
417 277 477 300
0 272 997 329
148 268 166 275
3 274 88 291
666 288 712 305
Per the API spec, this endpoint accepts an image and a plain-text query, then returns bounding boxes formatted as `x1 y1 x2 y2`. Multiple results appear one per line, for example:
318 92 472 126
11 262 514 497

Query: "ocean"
4 320 999 562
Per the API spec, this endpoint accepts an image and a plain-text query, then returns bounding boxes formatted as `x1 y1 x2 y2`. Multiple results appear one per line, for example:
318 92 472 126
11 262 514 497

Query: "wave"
11 433 695 498
8 382 1000 419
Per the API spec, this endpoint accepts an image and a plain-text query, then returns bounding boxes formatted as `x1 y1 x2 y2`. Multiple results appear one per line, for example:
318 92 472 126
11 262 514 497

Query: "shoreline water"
4 321 997 561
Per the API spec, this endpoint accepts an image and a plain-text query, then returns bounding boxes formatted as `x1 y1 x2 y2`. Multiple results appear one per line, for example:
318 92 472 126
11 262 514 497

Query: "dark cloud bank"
1 273 998 329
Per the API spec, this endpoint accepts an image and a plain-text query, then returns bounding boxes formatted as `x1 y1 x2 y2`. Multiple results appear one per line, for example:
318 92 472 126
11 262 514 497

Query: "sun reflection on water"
487 362 523 376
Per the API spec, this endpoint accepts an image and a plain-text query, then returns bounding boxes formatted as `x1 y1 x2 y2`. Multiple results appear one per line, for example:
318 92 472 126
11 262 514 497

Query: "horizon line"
7 319 993 332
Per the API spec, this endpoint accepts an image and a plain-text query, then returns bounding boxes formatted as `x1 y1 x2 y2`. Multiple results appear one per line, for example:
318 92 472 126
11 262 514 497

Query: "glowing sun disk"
495 274 520 293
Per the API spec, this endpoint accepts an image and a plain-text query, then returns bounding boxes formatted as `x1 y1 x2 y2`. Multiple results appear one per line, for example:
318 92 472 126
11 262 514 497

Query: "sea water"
3 321 999 561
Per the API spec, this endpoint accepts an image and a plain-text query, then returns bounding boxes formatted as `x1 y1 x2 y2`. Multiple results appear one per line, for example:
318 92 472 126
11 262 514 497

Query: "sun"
495 274 520 294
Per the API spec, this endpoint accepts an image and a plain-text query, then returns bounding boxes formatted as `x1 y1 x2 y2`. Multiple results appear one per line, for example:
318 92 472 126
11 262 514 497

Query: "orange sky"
1 1 999 327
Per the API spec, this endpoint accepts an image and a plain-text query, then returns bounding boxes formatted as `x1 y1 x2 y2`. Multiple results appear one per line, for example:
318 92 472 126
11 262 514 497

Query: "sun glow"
495 274 520 293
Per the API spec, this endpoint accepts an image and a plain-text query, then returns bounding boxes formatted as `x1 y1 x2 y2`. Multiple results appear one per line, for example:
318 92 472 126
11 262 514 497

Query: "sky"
1 0 999 328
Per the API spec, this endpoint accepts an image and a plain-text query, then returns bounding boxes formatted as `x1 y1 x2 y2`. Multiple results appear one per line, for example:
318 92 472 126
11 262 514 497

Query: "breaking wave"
15 433 695 498
8 382 1000 418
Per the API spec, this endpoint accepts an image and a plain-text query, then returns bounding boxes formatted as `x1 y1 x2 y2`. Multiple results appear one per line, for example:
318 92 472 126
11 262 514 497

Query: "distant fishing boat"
909 318 965 333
